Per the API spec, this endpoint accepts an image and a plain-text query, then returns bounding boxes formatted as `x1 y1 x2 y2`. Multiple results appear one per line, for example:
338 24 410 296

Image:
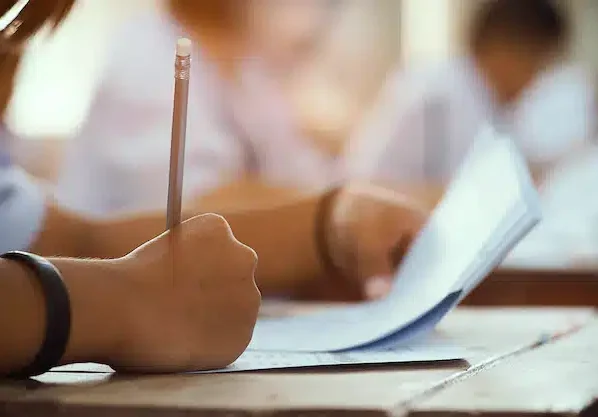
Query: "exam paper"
201 342 465 373
51 337 466 374
248 127 542 352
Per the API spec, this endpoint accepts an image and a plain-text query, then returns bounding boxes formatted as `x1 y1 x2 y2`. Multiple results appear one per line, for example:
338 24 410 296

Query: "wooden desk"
463 267 598 306
299 268 598 306
1 308 596 417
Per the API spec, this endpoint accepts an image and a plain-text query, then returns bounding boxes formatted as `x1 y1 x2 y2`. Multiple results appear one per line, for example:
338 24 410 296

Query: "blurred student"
1 0 430 377
42 0 348 217
504 141 598 268
3 0 433 297
1 0 432 376
504 86 598 268
348 0 594 204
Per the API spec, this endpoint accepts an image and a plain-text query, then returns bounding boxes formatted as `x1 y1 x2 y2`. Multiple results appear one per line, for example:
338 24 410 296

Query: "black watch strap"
1 251 71 378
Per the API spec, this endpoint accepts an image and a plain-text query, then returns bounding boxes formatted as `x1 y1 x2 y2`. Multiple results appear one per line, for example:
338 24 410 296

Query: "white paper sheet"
202 342 465 373
248 127 542 352
51 337 466 374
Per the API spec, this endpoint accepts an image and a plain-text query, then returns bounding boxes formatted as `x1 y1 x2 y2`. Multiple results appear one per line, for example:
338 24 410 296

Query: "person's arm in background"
33 182 427 299
33 195 318 295
195 178 307 212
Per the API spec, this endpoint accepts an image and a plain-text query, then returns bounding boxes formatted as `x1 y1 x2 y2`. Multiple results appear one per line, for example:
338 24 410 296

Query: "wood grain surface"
0 308 595 417
463 268 598 307
409 319 598 417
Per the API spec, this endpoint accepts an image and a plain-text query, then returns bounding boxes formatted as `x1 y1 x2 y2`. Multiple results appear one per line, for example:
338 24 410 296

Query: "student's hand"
109 214 260 373
325 184 429 300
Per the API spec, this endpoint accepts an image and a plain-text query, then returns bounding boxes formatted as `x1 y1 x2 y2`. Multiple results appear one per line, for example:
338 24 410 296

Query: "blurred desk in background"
299 266 598 307
463 266 598 307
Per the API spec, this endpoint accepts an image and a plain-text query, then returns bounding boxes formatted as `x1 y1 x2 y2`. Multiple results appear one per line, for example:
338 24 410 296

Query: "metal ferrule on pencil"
174 55 191 81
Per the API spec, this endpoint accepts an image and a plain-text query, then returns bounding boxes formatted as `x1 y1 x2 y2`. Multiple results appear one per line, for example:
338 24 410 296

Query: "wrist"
51 257 132 366
314 186 349 282
0 259 46 375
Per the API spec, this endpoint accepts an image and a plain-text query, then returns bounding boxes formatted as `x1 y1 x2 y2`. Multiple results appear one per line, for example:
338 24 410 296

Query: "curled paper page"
249 126 542 352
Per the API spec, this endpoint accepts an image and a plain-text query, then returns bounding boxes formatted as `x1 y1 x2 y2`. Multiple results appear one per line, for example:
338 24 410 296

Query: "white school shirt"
504 142 598 268
346 57 595 185
54 10 343 217
0 125 46 253
345 58 596 267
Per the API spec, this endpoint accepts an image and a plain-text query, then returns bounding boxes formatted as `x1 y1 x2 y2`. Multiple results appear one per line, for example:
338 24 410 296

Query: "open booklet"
248 127 542 353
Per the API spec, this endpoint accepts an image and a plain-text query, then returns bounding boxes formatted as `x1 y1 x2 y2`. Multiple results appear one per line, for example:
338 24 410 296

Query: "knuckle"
237 285 261 327
249 284 262 310
202 213 230 228
241 243 259 269
198 213 233 237
235 278 261 306
231 239 259 272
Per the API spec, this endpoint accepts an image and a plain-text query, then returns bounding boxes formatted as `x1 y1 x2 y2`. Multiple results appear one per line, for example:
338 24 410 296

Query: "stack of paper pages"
247 127 542 354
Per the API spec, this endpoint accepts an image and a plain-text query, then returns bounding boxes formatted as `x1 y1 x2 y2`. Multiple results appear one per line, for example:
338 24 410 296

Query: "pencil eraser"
176 38 192 57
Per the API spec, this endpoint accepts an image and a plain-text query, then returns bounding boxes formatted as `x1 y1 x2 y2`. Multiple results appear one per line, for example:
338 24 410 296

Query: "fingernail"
365 276 393 300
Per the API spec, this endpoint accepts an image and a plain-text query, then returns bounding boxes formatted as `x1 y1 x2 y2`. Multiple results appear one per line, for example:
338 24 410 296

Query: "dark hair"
470 0 569 52
1 0 75 116
1 0 74 49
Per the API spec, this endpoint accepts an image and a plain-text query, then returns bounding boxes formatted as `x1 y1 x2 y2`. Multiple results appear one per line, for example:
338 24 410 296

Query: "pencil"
166 37 192 230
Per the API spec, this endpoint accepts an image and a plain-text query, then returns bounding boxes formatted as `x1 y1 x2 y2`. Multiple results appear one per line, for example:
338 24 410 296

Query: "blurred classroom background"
3 0 598 271
7 0 597 172
7 0 400 178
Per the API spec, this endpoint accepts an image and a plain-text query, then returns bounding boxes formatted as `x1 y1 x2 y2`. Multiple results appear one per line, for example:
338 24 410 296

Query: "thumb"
364 275 394 300
360 236 412 300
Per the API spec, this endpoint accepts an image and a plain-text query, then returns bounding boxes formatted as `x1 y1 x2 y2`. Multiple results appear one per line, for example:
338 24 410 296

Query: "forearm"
369 183 444 210
81 188 327 294
358 180 446 210
222 194 324 295
31 202 165 260
195 180 307 212
0 260 44 375
32 194 327 296
0 258 128 376
395 184 444 209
